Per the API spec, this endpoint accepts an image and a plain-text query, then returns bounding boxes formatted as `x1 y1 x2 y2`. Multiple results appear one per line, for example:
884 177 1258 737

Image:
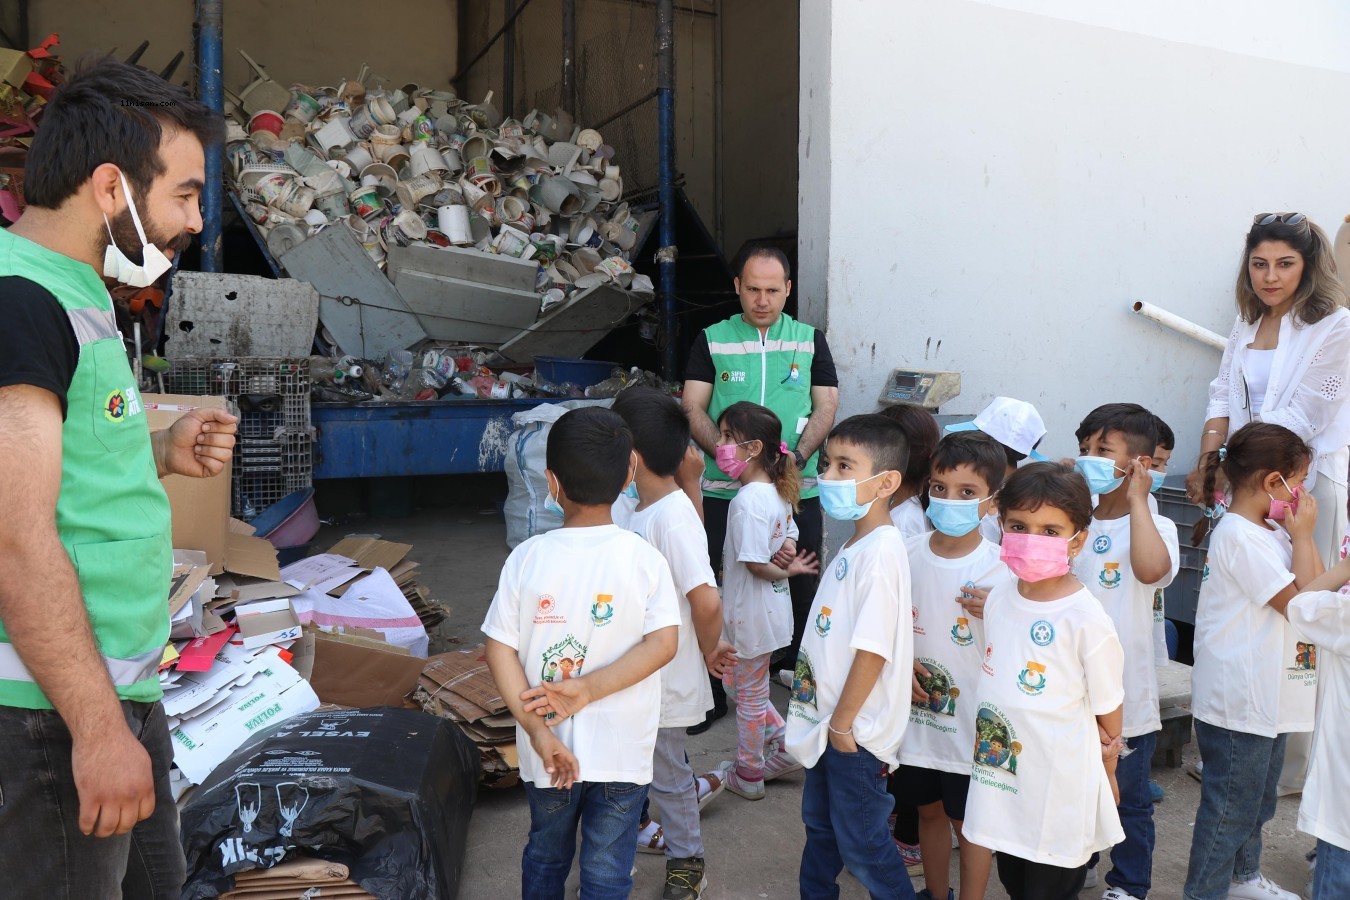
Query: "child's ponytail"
1191 422 1312 545
718 401 801 510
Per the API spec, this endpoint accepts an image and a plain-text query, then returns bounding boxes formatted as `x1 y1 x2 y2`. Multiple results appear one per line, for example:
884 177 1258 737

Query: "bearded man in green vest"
681 246 839 734
0 59 235 896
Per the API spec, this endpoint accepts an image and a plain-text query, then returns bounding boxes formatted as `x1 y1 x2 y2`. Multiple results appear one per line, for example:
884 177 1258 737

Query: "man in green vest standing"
0 59 235 897
682 246 839 734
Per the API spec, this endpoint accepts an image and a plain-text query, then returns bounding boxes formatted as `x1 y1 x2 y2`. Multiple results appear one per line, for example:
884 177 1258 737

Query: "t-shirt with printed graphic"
481 524 681 787
962 581 1125 868
890 495 930 539
786 525 914 768
1192 514 1316 737
721 481 799 659
1069 512 1179 738
898 533 1010 776
1288 590 1350 851
626 489 719 728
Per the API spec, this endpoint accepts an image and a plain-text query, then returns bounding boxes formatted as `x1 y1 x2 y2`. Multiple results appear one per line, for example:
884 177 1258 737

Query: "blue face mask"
545 475 564 518
819 472 886 521
1148 470 1166 493
623 481 639 500
1075 456 1126 495
925 495 992 537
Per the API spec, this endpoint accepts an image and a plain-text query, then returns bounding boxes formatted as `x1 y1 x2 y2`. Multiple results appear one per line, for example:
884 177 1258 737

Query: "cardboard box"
289 628 426 709
145 395 231 568
235 598 302 649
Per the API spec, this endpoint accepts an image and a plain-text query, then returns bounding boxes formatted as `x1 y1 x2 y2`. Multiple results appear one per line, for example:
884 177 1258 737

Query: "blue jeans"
1183 722 1287 900
1106 731 1159 897
800 744 916 900
1312 838 1350 900
522 781 647 900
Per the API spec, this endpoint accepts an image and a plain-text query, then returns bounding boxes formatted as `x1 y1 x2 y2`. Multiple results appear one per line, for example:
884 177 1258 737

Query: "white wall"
799 0 1350 469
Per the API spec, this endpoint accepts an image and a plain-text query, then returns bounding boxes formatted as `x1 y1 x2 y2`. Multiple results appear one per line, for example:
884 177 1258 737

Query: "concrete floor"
322 503 1316 900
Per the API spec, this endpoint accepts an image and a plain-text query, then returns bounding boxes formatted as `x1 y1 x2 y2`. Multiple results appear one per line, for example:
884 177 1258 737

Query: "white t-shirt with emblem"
722 481 799 659
1192 514 1316 737
1288 590 1350 851
890 495 930 538
626 489 718 728
1070 512 1179 738
899 534 1010 775
962 581 1125 868
786 525 914 768
481 524 681 787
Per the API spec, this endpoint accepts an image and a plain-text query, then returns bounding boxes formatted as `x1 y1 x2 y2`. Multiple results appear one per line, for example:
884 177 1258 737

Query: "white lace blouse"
1206 308 1350 489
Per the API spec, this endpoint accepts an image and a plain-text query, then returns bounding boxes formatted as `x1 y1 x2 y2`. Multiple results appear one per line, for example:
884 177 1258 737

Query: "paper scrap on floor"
289 567 429 657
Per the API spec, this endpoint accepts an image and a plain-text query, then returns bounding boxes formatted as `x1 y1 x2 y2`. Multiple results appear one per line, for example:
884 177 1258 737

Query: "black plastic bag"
180 707 479 899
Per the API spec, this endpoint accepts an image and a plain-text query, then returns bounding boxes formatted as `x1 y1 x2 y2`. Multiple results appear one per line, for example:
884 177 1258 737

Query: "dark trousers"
995 853 1087 900
703 494 823 710
0 700 185 899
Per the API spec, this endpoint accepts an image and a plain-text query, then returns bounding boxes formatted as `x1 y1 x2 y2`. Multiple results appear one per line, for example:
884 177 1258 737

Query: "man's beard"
102 204 191 267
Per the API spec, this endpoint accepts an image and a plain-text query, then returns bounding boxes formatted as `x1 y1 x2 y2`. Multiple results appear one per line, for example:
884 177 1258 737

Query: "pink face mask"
715 441 754 481
1267 475 1302 522
1000 531 1081 583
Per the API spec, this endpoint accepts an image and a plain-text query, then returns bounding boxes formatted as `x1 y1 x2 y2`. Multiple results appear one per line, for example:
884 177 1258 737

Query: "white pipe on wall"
1132 301 1226 351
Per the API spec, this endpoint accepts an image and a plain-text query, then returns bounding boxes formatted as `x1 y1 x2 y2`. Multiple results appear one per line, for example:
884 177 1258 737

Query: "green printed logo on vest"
103 384 142 422
720 370 746 383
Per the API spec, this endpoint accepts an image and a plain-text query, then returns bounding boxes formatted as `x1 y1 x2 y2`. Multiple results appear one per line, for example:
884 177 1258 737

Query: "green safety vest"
0 229 172 710
701 313 821 499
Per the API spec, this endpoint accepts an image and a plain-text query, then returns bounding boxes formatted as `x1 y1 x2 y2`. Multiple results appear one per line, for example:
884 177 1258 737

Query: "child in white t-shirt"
611 387 735 897
482 407 681 899
897 431 1010 900
787 414 918 899
1183 422 1321 900
878 402 940 539
962 462 1125 900
1070 403 1179 900
713 401 819 800
1285 555 1350 900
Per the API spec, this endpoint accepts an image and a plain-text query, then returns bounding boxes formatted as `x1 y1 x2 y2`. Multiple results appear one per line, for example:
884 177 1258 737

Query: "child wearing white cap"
946 397 1049 544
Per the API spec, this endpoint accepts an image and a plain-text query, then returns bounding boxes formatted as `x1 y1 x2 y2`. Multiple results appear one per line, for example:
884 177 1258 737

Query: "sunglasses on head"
1253 212 1306 227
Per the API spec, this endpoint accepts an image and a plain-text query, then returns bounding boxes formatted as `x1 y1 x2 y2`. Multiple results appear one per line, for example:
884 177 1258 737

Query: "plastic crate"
1156 485 1210 626
164 358 313 519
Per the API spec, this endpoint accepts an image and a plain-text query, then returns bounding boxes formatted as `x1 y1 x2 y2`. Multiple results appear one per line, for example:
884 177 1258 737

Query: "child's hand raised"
1125 458 1152 504
956 585 990 619
521 677 595 726
1286 489 1319 540
911 661 931 704
705 640 738 679
786 550 820 578
530 729 580 789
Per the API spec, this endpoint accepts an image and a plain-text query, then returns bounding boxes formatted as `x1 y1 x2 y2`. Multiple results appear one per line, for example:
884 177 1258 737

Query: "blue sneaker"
916 890 954 900
1149 781 1165 803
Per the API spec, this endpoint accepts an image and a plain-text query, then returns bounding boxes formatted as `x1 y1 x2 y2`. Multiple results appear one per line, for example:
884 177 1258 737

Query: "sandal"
697 771 725 811
636 817 666 854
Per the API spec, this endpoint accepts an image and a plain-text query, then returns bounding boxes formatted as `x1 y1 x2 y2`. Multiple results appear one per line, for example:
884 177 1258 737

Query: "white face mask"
102 170 173 288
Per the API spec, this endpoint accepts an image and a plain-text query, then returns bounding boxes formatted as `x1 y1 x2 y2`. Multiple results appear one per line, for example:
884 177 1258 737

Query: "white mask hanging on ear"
102 170 173 288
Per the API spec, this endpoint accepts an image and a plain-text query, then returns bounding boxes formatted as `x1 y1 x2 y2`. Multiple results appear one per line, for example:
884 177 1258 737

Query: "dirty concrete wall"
799 0 1350 469
28 0 460 97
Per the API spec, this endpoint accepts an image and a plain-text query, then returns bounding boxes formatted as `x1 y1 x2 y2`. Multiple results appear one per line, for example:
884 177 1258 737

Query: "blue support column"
656 0 677 379
195 0 224 272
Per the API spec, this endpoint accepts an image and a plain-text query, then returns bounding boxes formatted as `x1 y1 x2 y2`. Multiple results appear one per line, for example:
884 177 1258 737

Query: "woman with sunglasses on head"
1184 213 1350 816
1187 212 1350 566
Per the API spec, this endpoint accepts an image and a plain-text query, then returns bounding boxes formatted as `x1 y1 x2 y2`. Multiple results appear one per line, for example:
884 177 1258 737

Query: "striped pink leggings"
722 651 785 781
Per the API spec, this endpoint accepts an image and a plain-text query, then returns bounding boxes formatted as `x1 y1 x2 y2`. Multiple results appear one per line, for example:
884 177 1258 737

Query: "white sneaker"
1102 889 1143 900
1081 867 1099 890
777 669 795 689
1228 875 1299 899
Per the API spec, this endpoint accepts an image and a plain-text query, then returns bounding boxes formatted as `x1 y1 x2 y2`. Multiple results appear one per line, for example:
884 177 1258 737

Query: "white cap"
945 397 1048 460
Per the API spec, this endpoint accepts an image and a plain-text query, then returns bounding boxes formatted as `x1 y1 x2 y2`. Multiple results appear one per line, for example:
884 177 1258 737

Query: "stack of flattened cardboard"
412 645 518 788
325 536 447 629
223 856 373 899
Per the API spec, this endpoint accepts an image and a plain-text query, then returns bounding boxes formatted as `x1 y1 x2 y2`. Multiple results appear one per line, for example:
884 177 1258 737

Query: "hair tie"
1217 445 1228 461
779 441 789 455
